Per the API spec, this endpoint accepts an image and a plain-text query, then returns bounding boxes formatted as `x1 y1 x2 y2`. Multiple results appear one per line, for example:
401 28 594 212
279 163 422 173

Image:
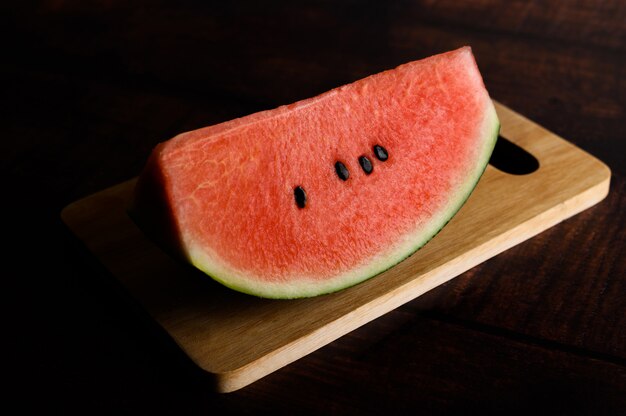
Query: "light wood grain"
61 102 610 393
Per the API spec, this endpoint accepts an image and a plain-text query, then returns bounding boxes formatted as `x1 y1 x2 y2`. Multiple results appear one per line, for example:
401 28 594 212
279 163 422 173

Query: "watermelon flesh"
130 47 499 299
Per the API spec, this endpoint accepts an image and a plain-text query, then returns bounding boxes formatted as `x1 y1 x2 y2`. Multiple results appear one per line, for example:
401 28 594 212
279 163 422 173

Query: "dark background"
4 1 625 414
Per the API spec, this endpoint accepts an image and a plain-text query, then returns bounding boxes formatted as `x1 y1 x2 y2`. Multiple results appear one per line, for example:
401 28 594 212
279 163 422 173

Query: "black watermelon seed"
374 144 388 161
358 156 373 174
335 161 350 181
294 186 306 208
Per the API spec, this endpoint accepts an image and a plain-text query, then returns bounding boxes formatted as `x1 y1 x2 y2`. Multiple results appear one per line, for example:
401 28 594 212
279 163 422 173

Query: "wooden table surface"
5 1 625 414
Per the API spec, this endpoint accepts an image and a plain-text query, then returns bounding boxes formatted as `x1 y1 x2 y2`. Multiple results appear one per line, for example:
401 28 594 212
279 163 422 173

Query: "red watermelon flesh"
130 47 499 298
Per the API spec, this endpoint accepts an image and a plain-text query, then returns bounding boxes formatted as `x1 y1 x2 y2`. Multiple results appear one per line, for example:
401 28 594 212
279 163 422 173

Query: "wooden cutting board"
61 102 610 393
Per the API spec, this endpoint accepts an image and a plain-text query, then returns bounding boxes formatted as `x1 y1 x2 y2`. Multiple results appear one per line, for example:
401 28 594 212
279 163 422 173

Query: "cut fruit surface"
130 46 500 299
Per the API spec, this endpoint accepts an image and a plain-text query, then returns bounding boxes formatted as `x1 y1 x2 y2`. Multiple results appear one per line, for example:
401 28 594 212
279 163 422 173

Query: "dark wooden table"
5 1 625 414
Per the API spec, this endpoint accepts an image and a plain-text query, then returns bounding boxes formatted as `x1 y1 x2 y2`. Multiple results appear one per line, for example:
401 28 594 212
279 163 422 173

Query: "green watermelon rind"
187 102 500 299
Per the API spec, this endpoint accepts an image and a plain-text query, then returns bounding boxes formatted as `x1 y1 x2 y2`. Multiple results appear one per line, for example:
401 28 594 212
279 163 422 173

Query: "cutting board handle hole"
489 135 539 175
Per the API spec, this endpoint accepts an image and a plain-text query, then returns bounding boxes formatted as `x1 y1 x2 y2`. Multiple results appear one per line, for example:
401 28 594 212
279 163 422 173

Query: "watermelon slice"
130 47 499 299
